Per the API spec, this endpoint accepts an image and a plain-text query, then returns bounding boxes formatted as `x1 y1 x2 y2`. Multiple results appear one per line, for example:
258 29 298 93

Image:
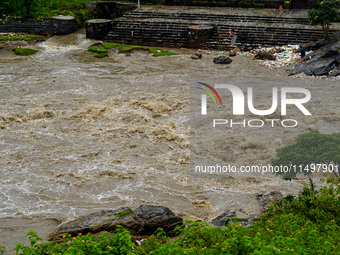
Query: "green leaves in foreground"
7 180 340 254
88 42 176 58
14 226 135 255
11 47 38 56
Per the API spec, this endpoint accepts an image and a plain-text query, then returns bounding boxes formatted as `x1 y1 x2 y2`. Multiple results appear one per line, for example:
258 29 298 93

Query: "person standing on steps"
300 45 306 63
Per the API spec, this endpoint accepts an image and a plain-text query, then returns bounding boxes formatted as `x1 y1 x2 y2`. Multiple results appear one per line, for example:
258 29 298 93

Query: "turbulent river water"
0 30 338 251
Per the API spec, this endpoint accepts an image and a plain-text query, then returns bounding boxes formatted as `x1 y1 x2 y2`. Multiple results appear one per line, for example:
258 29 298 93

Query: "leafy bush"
0 0 93 24
14 226 135 255
0 245 5 255
308 0 340 39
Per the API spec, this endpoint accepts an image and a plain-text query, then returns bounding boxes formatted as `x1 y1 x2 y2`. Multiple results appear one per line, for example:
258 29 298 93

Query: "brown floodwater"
0 30 338 252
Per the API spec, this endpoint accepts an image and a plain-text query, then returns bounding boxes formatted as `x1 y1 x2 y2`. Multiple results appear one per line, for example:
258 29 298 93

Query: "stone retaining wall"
165 0 285 8
105 19 336 49
0 17 76 36
103 8 340 49
164 0 317 8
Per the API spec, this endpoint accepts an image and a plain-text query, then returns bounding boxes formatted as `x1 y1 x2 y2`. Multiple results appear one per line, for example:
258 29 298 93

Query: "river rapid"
0 30 338 251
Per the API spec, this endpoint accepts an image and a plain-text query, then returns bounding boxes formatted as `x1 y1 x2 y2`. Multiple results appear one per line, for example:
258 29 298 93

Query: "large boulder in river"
213 56 233 64
50 205 183 240
288 32 340 76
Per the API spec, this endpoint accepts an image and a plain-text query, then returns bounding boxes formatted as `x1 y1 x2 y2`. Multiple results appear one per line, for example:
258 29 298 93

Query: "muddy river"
0 30 338 252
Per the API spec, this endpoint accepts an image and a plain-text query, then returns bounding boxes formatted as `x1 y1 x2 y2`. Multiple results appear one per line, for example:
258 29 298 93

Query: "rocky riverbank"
288 32 340 77
231 32 340 79
49 190 281 241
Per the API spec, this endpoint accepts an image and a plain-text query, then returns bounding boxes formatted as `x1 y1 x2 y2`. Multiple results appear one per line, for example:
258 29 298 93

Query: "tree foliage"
0 0 91 19
271 130 340 179
308 0 340 39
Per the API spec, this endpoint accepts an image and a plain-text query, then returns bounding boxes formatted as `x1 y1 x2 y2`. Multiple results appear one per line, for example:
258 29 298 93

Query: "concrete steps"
207 25 325 49
104 8 339 49
125 10 311 25
105 20 189 47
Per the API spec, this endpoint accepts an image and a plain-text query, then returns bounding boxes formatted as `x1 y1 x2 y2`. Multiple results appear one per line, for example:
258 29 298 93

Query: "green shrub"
0 245 5 255
13 226 136 255
308 0 340 39
0 0 94 25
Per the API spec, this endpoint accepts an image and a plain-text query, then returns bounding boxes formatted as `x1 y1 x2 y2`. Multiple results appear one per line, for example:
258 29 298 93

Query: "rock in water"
127 205 183 236
213 56 233 64
86 19 113 40
233 47 241 53
288 32 340 76
211 210 236 226
52 207 133 236
50 205 183 240
191 53 202 59
229 50 236 57
329 68 340 76
253 51 276 61
211 209 254 228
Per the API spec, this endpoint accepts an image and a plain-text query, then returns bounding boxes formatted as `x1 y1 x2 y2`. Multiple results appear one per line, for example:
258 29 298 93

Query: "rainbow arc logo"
196 82 223 107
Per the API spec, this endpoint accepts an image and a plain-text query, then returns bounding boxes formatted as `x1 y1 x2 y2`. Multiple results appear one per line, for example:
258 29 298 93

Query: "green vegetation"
88 43 176 57
94 53 109 58
11 47 38 56
88 46 109 53
0 0 159 23
13 227 135 255
0 35 45 41
4 181 340 254
0 0 93 26
308 0 340 39
271 130 340 184
116 209 133 219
